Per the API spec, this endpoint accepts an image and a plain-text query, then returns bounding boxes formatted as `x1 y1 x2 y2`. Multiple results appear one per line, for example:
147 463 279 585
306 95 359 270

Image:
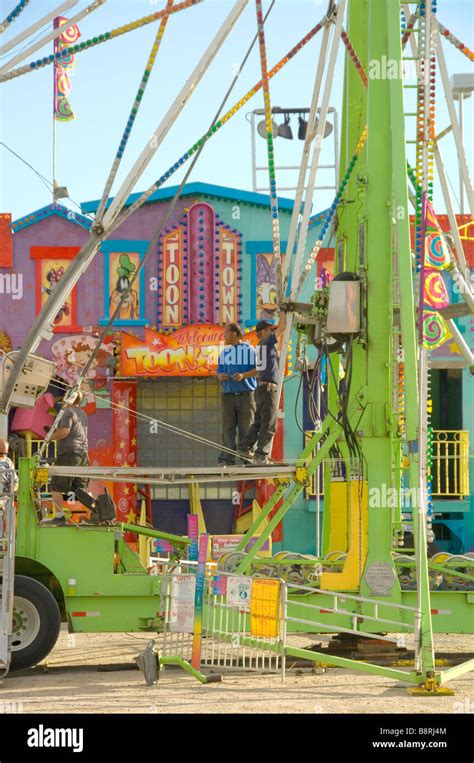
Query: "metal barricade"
202 572 286 676
284 582 421 655
154 559 286 679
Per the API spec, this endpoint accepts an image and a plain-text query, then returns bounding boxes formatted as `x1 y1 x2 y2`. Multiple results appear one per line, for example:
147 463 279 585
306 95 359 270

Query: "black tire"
10 575 61 671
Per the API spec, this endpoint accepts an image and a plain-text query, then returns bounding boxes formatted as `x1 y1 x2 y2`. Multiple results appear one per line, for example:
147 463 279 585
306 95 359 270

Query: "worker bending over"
42 391 94 525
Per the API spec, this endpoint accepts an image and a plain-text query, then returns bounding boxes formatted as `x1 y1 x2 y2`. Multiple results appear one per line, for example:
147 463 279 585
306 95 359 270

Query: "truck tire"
10 575 61 671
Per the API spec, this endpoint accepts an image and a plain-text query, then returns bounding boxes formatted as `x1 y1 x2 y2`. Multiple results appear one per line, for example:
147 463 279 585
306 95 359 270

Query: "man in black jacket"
240 310 287 465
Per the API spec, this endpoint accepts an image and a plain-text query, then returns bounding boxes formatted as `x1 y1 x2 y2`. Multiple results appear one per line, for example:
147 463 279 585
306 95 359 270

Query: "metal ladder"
0 491 16 679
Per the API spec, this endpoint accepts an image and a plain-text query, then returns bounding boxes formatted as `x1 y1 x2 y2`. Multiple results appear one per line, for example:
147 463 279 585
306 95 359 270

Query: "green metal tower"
324 0 436 672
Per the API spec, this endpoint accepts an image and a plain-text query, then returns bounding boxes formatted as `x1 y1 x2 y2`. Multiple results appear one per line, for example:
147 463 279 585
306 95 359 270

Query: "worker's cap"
255 319 275 333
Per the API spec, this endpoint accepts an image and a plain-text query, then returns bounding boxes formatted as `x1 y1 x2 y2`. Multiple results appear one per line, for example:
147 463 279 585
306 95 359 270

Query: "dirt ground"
0 630 473 714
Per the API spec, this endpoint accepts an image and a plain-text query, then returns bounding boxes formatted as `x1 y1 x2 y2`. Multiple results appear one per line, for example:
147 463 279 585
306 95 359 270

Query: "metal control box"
1 352 56 409
326 280 361 335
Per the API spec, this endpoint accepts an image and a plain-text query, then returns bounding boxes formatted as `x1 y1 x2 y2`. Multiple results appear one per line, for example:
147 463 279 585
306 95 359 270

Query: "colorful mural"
100 242 148 327
31 246 81 332
51 333 115 412
256 252 279 321
39 259 76 329
109 252 140 321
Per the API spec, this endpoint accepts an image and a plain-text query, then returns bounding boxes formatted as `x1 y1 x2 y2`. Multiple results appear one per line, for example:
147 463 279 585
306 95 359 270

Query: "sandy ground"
0 630 473 714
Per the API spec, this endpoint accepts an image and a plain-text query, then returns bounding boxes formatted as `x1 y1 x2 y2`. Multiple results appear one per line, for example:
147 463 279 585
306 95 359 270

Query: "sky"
0 0 473 222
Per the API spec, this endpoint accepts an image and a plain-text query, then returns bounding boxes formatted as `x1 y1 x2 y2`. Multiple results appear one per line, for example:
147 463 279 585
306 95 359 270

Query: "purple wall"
2 199 197 352
1 201 200 452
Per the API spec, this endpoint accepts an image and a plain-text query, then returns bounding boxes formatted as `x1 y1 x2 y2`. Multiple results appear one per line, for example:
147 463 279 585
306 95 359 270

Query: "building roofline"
11 203 92 233
81 182 300 214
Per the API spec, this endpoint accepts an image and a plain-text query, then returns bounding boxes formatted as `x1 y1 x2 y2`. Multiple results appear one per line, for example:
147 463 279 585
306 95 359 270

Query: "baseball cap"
255 319 275 333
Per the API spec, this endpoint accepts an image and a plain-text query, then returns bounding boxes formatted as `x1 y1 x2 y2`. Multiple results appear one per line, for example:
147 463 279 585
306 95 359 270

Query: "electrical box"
326 280 361 335
1 352 56 409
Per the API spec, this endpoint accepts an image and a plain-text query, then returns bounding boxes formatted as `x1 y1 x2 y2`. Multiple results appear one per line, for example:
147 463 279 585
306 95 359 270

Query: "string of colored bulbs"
117 17 328 223
0 0 30 35
0 0 203 82
255 0 282 295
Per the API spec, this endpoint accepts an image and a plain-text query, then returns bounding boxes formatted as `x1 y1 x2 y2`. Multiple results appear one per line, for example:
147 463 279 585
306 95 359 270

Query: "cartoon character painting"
256 253 279 320
39 260 74 328
51 334 115 413
109 253 139 321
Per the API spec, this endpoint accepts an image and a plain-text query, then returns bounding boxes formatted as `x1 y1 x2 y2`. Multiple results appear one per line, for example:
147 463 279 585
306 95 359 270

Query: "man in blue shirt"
217 324 257 465
240 310 287 465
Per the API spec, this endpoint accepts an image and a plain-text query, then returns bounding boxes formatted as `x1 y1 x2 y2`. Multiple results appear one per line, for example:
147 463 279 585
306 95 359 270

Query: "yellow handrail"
10 435 57 467
432 430 469 499
304 429 470 501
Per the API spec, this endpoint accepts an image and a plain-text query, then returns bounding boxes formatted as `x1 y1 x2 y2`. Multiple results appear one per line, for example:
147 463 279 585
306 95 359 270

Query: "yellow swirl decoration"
422 311 451 350
424 232 450 270
423 270 449 309
55 95 74 122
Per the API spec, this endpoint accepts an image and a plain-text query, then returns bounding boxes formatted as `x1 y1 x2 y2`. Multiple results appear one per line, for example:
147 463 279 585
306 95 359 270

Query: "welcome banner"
120 324 258 378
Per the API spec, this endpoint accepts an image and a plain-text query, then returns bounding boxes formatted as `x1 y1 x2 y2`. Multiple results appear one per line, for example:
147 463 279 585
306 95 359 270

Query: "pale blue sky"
1 0 473 221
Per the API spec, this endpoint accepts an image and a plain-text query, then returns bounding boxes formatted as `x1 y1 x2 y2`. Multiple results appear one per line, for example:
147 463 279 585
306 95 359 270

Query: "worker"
42 391 94 525
240 309 287 465
217 323 257 465
0 438 18 495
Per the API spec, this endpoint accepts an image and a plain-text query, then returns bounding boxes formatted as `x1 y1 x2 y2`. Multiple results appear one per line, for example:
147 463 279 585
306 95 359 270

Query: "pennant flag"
423 270 450 310
53 17 81 122
420 195 453 350
422 311 451 350
58 17 81 46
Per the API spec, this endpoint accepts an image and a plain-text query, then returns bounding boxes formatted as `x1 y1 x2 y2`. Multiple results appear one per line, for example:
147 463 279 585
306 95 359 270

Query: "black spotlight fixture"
298 115 308 140
278 114 293 140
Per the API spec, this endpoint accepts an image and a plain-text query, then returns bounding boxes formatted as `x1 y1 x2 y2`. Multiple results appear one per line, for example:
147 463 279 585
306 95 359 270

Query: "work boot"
239 449 254 465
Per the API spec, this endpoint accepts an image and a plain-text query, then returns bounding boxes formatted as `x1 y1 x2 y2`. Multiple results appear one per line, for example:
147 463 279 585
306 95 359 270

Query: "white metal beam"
277 0 346 402
0 0 105 75
445 318 474 371
280 22 332 292
0 0 78 54
47 464 297 485
433 141 469 274
436 27 474 220
101 0 248 228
